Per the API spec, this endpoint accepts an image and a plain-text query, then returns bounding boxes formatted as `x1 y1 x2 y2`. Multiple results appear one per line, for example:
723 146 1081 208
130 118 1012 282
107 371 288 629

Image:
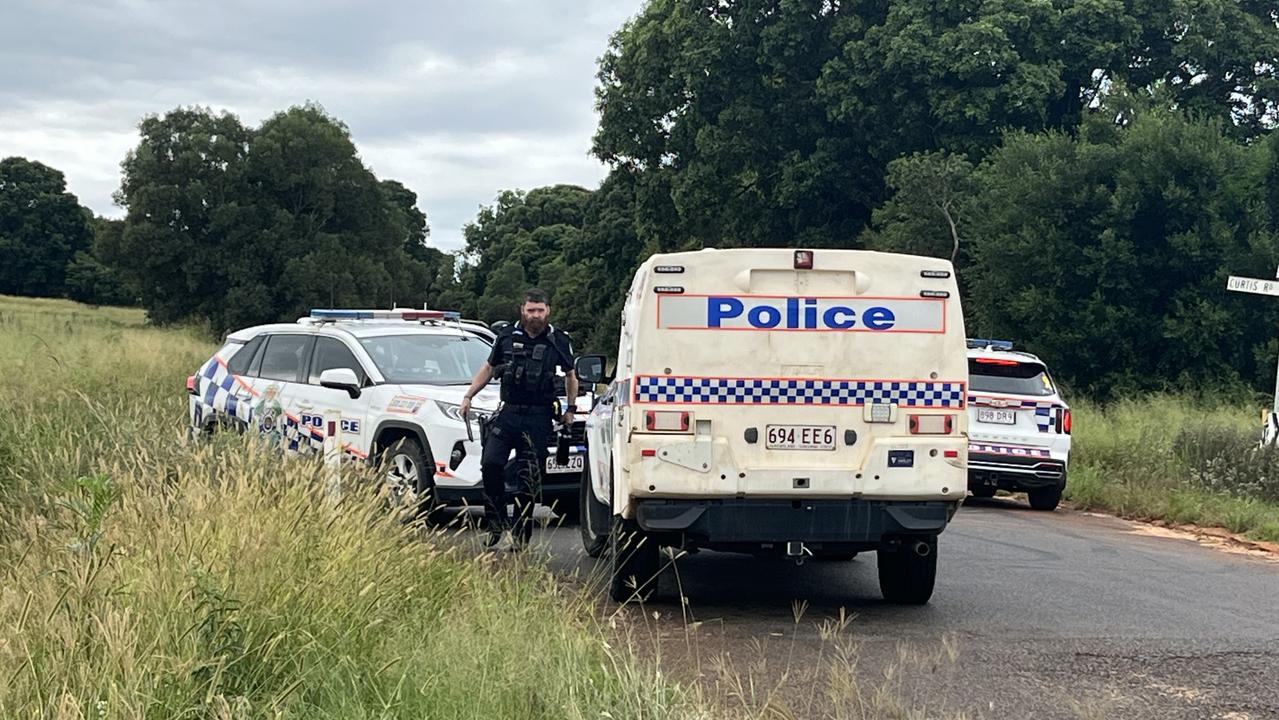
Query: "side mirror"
574 354 612 385
490 320 512 333
319 368 362 399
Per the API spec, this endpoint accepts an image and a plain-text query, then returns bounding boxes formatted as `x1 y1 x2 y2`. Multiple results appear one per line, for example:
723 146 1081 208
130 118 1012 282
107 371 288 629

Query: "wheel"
608 518 660 603
1028 484 1062 511
381 437 445 523
969 484 996 499
877 536 937 605
580 481 608 558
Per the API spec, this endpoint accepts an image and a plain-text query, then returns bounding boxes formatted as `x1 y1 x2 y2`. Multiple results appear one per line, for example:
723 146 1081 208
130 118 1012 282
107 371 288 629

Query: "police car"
185 308 590 519
965 339 1072 510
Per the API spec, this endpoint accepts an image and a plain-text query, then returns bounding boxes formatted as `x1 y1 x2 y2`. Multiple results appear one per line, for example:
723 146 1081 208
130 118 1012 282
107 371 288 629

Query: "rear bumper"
634 498 958 552
968 451 1066 490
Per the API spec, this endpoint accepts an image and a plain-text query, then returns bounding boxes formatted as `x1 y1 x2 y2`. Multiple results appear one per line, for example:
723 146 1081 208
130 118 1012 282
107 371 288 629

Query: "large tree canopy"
113 104 437 331
593 0 1279 250
0 157 94 298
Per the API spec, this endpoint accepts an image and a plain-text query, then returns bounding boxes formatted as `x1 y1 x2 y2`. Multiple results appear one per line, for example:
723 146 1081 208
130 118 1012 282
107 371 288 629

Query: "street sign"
1226 276 1279 297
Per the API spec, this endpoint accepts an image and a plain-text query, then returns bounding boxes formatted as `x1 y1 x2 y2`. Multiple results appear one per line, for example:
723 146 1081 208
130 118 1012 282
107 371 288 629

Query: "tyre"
579 481 608 558
969 484 996 499
380 436 445 524
1028 484 1062 511
608 518 660 603
877 536 937 605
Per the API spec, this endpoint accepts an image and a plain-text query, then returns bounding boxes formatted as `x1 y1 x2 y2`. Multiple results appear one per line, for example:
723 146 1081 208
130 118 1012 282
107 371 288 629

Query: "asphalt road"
518 497 1279 719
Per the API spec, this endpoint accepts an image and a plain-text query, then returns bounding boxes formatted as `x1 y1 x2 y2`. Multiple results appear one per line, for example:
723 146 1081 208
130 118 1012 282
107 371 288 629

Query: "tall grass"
1067 395 1279 542
0 295 699 719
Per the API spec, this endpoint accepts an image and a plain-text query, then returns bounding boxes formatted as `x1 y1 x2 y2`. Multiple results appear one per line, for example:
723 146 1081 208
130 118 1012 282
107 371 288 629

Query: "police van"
575 248 968 604
186 309 590 520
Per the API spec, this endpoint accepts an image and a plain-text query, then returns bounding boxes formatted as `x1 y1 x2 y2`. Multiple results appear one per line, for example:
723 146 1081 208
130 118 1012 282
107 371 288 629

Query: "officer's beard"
522 316 547 335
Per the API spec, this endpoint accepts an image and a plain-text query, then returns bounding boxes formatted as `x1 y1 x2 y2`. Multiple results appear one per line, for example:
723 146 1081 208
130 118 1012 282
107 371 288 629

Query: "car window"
309 337 368 386
258 335 313 383
358 334 490 384
226 335 264 375
968 359 1055 397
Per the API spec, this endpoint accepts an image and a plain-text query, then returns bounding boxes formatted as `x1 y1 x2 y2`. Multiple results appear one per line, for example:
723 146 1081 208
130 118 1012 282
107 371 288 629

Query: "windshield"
968 359 1055 397
359 334 490 385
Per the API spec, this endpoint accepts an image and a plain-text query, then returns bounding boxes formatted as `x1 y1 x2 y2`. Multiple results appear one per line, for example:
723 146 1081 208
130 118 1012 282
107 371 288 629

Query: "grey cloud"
0 0 642 251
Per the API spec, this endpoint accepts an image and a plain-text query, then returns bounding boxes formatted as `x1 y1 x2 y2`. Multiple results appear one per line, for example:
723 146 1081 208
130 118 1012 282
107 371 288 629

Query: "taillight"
908 414 954 434
1063 408 1072 434
644 410 691 432
186 375 198 395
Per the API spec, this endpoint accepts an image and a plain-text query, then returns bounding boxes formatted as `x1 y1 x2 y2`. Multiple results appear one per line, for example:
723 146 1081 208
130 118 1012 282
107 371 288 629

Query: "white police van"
965 339 1071 510
575 248 969 604
186 308 589 518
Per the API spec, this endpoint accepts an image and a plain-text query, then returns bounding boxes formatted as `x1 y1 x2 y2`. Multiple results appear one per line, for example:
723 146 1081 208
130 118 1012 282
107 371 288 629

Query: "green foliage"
112 104 441 332
961 111 1279 396
0 157 94 298
0 295 701 719
1067 395 1279 542
592 0 1279 251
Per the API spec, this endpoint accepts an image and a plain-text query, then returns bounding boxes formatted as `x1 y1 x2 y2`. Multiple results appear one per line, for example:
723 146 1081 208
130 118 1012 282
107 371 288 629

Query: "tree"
114 104 437 331
593 0 1279 250
868 152 976 264
65 217 134 306
965 111 1279 396
0 157 94 297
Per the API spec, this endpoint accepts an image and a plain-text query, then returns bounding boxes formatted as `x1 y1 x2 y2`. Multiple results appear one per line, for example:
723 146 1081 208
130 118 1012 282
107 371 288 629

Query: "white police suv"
185 308 589 518
965 339 1072 511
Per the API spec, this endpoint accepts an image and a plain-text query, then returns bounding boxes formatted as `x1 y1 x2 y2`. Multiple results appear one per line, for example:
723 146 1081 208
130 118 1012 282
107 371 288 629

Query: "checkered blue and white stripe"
197 357 254 424
635 376 965 407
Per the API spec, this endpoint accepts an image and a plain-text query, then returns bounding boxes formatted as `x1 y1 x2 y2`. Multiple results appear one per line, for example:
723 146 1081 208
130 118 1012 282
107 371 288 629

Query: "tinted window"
359 334 490 384
968 359 1055 396
258 335 313 382
226 336 264 375
309 337 368 385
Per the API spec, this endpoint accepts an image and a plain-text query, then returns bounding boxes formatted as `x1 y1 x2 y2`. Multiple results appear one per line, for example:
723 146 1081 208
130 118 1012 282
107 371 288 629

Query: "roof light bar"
309 309 463 322
966 338 1014 351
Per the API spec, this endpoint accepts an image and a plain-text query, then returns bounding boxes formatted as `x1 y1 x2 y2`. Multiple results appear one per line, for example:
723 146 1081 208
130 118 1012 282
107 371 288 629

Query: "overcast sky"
0 0 644 251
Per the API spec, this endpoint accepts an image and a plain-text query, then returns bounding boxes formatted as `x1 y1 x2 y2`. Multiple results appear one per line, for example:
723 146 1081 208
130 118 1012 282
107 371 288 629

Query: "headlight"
435 401 491 425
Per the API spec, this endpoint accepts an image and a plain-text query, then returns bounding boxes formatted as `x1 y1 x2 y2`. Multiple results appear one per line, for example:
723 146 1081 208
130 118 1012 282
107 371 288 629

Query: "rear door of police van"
624 248 968 503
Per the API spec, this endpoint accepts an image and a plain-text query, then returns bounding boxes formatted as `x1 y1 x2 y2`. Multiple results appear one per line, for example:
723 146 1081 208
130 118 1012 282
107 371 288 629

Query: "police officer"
459 288 577 549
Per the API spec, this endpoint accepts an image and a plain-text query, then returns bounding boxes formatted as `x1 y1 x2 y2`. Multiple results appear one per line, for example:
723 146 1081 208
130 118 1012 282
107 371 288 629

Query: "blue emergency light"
966 338 1014 351
310 309 462 322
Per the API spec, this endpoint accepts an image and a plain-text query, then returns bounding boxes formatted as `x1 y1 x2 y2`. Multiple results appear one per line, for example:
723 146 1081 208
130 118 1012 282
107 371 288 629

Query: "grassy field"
0 296 699 719
1067 396 1279 543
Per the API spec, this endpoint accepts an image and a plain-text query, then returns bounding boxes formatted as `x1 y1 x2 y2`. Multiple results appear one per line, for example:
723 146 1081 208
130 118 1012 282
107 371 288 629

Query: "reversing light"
645 410 691 432
794 250 814 270
909 414 954 435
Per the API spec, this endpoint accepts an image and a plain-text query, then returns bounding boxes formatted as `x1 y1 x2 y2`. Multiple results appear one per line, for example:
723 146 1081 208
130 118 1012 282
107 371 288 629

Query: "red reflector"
641 449 657 457
944 450 959 458
974 357 1020 366
794 249 813 270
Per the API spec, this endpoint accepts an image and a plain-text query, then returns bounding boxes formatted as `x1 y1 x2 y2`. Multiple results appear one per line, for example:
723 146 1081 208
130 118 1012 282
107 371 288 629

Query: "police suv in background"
185 308 590 520
965 339 1072 510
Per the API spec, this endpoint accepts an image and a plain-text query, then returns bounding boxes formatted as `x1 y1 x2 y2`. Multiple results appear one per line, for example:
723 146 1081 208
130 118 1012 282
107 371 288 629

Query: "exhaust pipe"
911 540 931 557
